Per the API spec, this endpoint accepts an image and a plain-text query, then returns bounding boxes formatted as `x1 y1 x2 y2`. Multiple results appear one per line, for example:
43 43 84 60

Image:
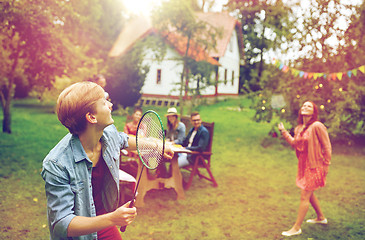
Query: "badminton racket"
121 110 165 232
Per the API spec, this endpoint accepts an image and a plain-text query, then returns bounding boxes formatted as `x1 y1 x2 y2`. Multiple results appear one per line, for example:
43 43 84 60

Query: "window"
156 69 161 84
224 69 227 85
231 71 234 85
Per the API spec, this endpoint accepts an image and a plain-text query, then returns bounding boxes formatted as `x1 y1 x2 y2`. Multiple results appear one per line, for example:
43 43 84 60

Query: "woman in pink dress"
278 101 332 237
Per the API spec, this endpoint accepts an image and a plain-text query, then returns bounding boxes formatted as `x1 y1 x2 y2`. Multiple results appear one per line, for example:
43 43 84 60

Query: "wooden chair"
180 116 218 190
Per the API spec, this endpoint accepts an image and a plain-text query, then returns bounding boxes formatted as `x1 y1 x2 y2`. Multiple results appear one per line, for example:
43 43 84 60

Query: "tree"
105 38 150 108
0 0 90 133
250 0 365 138
0 0 126 133
226 0 294 92
151 0 222 115
61 0 125 64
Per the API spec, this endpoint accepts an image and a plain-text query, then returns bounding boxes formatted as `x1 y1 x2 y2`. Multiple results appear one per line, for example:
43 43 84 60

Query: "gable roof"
195 12 243 58
108 16 152 58
161 31 220 66
109 12 242 65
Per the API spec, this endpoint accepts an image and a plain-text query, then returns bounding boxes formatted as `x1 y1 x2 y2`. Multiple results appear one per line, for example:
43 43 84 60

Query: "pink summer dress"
294 130 327 191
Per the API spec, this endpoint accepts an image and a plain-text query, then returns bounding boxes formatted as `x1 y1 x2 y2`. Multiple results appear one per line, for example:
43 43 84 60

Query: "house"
109 12 244 106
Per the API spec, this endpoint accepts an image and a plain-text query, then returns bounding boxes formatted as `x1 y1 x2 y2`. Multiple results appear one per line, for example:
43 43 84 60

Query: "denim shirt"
167 122 186 145
41 125 129 240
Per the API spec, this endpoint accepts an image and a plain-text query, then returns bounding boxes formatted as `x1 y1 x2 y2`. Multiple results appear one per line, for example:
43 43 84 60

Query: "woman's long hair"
297 101 318 135
167 115 179 131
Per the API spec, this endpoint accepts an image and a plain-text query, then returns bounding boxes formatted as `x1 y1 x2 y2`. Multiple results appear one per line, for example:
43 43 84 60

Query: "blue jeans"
178 153 190 168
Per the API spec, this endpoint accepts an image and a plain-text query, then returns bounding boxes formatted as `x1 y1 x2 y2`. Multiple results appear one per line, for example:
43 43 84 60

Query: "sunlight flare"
122 0 163 16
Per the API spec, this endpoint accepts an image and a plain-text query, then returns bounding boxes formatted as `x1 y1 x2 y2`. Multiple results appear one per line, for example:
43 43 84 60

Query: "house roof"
195 12 242 58
108 16 152 58
108 12 242 65
160 31 220 66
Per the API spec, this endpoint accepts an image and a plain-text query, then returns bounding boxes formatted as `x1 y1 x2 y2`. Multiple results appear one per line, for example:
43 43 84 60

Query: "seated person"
178 111 209 168
88 74 110 101
157 108 186 178
165 107 186 144
122 107 145 178
124 107 143 135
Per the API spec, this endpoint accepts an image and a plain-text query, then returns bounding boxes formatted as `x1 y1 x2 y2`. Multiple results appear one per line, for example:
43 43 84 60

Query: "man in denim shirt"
41 82 172 239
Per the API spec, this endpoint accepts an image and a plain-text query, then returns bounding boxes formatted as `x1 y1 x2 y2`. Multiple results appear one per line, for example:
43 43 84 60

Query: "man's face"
191 114 202 130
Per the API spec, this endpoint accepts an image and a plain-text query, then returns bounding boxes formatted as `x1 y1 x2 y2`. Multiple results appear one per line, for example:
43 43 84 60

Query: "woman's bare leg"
284 190 313 233
309 193 326 220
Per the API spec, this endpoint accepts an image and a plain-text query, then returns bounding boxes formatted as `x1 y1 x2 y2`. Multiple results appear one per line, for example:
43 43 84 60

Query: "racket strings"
137 114 164 169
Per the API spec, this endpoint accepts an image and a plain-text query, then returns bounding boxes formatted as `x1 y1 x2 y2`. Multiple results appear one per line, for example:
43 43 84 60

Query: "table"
134 145 191 207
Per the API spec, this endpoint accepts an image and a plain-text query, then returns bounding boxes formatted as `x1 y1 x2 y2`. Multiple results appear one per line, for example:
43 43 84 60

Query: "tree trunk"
2 35 20 134
179 61 186 116
257 20 266 80
179 34 192 116
2 100 11 133
1 82 14 134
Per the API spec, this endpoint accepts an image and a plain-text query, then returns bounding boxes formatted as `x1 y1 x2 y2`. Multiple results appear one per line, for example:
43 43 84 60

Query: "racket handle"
120 225 127 232
120 200 135 232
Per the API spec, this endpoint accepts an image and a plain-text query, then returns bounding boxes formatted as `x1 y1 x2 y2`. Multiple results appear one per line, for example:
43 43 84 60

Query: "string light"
262 100 266 104
315 85 319 89
281 109 285 113
327 99 331 103
261 106 265 110
320 105 325 109
319 83 323 88
296 95 300 99
339 88 343 92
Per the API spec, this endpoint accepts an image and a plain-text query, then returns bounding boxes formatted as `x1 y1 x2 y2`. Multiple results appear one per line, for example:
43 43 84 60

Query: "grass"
0 97 364 240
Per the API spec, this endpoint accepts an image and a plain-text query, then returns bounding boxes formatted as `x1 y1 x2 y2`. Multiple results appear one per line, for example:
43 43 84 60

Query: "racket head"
136 110 165 170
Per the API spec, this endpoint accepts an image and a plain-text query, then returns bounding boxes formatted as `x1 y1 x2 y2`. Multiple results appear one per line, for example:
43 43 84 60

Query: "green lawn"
0 97 364 240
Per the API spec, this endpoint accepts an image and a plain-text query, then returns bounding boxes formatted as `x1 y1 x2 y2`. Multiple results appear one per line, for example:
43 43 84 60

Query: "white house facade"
109 12 243 106
214 28 241 96
142 46 183 98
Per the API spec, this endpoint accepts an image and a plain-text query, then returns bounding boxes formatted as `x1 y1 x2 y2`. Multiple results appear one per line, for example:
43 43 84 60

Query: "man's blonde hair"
56 82 104 135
